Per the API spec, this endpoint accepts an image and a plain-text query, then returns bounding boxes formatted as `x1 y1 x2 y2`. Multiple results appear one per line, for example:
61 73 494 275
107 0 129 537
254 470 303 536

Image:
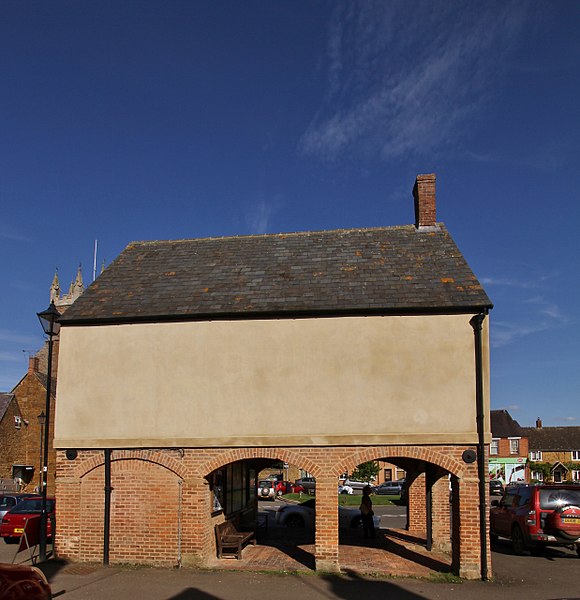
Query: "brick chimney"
413 173 437 228
28 355 39 374
536 417 542 429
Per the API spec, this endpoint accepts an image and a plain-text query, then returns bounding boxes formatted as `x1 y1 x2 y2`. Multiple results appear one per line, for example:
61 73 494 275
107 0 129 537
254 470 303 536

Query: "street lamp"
37 412 46 492
37 301 61 562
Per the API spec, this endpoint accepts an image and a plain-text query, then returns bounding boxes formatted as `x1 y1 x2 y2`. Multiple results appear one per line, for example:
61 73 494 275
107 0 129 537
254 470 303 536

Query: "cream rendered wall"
54 314 490 448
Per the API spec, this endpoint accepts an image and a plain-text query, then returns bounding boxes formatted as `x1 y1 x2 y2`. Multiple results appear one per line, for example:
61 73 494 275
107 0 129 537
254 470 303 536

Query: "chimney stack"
28 356 39 374
536 417 542 429
413 173 437 228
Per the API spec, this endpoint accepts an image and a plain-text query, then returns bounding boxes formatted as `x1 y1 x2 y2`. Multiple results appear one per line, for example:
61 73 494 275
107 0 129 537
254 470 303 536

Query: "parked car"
0 494 39 521
294 477 316 493
0 562 52 599
275 481 304 496
0 497 56 544
275 498 380 529
374 481 404 495
257 480 276 501
489 479 504 496
343 479 374 491
490 484 580 557
338 484 354 495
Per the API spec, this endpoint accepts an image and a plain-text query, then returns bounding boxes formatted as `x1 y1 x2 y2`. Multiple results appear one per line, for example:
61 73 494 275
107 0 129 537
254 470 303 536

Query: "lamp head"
37 302 61 336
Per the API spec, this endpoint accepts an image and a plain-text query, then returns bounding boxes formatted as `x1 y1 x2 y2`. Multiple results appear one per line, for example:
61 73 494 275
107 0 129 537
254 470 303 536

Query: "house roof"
60 224 492 324
522 426 580 452
491 410 524 438
0 393 15 423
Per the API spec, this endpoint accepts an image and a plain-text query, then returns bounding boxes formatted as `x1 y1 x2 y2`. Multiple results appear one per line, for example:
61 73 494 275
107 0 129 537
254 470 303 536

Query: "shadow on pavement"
320 569 429 600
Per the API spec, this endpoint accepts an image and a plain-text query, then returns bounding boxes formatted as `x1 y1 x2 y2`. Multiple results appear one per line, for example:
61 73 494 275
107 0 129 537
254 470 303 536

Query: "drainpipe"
469 313 488 581
103 449 112 566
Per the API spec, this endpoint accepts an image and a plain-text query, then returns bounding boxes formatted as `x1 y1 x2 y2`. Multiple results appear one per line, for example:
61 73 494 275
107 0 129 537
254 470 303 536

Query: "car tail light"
526 510 537 526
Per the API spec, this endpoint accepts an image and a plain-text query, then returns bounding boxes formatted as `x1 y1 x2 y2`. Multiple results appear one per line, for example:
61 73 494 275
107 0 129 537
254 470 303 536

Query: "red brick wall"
56 443 488 578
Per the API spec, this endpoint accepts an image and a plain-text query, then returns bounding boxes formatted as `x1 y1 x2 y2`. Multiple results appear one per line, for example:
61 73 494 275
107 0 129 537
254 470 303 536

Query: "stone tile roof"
61 224 492 324
522 426 580 452
491 410 524 438
0 393 15 422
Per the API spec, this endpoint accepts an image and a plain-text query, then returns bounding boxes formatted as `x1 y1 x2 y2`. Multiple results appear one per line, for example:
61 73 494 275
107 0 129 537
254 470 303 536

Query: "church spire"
49 269 60 303
72 263 84 300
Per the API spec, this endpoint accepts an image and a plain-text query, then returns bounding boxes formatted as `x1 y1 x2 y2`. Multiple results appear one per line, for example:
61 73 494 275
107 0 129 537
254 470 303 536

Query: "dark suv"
490 484 580 556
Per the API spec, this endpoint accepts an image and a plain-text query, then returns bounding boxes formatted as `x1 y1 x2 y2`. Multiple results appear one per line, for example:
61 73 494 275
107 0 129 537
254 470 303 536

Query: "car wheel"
576 544 580 559
350 516 362 528
285 514 304 528
511 525 525 556
340 490 349 495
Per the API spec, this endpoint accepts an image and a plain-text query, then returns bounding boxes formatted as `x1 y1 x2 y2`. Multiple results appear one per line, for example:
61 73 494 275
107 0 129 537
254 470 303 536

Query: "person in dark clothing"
359 485 376 539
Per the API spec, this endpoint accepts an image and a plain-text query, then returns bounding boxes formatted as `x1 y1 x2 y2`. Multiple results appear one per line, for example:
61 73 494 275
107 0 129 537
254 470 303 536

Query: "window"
384 468 392 482
509 438 520 455
530 451 542 461
531 471 544 482
572 470 580 482
571 450 580 461
490 439 499 455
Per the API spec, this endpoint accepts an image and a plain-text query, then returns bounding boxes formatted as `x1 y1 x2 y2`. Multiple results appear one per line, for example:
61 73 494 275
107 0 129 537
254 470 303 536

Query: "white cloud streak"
245 200 275 235
300 2 529 162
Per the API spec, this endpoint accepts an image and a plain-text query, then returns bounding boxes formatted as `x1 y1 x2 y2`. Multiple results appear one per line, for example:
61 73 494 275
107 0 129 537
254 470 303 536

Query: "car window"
501 491 517 508
515 488 531 507
0 497 16 508
9 498 54 513
539 488 580 510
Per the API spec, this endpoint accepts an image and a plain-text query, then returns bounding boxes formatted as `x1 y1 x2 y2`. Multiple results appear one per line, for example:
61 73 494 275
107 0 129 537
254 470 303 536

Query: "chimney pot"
536 417 542 429
413 173 437 228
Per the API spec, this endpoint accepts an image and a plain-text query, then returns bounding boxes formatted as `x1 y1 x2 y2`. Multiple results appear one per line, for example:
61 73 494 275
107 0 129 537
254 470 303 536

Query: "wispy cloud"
0 351 22 363
0 225 32 242
245 199 276 234
0 329 40 347
564 416 577 422
300 2 529 162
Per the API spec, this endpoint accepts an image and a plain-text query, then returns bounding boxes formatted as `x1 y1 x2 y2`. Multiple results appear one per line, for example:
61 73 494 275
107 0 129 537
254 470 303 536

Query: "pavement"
1 538 577 600
28 547 580 600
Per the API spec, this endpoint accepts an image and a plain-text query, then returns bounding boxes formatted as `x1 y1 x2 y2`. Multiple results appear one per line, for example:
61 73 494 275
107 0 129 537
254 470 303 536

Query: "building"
489 410 528 484
0 267 84 495
54 174 493 578
523 418 580 483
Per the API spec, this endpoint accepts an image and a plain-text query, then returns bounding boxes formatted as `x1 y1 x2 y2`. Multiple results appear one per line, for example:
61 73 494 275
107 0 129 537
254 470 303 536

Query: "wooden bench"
215 520 256 560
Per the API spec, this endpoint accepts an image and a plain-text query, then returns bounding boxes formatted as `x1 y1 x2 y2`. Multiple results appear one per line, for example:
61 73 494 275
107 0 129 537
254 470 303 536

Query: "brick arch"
71 449 187 480
332 445 466 479
196 447 321 479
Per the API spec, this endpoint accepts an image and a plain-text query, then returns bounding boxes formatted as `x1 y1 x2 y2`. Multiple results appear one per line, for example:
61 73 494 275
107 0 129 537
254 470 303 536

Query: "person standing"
359 485 376 539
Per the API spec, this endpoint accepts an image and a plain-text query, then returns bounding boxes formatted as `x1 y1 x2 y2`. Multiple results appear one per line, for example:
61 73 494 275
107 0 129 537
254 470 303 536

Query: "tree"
351 461 380 483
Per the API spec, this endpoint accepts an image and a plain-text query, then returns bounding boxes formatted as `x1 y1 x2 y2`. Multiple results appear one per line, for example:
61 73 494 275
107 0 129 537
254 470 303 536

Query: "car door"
491 489 517 537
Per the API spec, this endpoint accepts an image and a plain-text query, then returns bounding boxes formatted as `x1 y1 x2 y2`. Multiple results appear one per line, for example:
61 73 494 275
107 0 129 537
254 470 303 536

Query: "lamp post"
37 412 46 492
37 301 60 562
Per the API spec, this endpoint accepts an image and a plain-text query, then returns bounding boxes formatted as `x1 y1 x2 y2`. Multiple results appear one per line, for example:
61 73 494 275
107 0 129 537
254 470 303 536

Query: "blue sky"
1 1 579 427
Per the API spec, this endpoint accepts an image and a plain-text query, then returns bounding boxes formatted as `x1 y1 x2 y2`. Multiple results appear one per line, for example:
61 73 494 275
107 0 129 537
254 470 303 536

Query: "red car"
275 481 305 496
0 497 55 544
0 562 51 599
490 484 580 556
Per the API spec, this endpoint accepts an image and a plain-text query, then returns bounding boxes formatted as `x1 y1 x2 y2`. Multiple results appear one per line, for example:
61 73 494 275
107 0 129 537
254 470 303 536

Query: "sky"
1 1 579 427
